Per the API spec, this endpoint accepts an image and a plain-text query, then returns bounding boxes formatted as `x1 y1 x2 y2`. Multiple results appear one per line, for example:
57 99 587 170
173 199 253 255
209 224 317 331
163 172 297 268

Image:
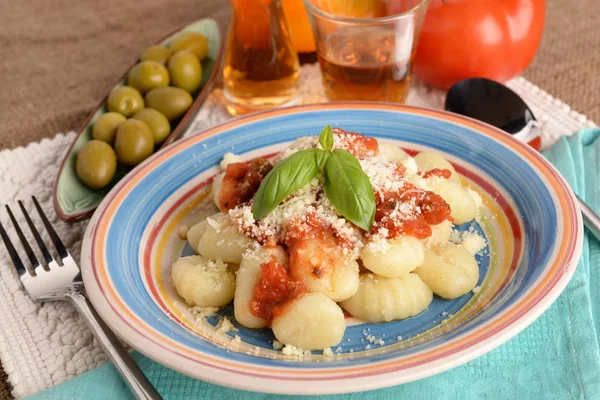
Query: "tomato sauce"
372 182 451 239
249 258 306 324
282 211 322 245
420 168 452 179
219 157 272 211
420 191 452 225
332 128 379 158
392 162 407 176
373 198 431 239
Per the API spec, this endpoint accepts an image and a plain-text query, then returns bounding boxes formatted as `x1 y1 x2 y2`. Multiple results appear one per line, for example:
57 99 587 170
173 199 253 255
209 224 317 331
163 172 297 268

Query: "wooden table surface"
0 0 599 398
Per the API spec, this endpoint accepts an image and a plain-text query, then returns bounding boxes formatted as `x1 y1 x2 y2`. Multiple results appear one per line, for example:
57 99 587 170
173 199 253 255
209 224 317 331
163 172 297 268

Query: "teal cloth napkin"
27 129 600 400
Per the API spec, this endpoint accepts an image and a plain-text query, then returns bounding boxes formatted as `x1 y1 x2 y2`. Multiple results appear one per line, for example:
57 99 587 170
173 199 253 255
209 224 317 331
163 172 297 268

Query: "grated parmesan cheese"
359 156 409 195
332 130 377 158
282 344 310 357
278 136 318 160
461 231 487 255
323 347 334 357
449 229 463 244
365 234 391 253
272 340 283 350
220 152 241 169
364 334 385 346
216 317 238 334
448 227 487 256
189 306 219 322
472 286 481 294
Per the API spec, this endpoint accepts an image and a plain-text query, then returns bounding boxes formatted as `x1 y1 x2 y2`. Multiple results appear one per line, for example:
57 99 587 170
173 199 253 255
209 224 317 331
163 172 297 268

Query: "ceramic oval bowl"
54 18 223 223
80 104 583 395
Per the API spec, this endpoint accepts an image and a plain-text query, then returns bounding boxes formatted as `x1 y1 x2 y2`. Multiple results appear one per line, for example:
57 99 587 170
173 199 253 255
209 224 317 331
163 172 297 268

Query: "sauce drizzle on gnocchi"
249 257 306 324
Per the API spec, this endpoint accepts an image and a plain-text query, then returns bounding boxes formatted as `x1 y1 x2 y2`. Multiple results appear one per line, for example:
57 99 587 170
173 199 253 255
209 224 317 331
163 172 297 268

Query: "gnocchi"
234 246 288 329
171 256 235 307
378 142 410 163
413 151 460 183
424 178 477 225
361 236 425 277
414 244 479 299
196 212 250 264
171 129 487 352
186 220 208 253
289 232 359 302
272 292 346 350
212 172 225 211
425 220 453 247
340 273 433 323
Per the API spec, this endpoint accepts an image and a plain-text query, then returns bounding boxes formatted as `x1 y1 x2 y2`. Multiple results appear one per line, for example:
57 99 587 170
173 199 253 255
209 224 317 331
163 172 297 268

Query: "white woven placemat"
0 63 596 398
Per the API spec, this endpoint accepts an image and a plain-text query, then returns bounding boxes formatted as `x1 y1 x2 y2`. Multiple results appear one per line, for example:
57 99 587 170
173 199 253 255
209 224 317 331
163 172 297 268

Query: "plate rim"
80 102 584 394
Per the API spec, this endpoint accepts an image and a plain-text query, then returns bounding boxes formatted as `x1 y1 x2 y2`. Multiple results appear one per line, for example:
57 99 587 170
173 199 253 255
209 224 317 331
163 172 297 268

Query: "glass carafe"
223 0 301 115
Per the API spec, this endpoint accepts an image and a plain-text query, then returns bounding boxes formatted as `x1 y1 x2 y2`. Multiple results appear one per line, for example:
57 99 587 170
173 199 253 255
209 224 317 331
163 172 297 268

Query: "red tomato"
413 0 546 89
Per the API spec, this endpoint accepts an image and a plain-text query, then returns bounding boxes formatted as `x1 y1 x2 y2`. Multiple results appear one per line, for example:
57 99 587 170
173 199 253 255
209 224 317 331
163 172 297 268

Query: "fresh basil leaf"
323 149 375 231
252 149 321 221
315 148 330 169
319 124 334 151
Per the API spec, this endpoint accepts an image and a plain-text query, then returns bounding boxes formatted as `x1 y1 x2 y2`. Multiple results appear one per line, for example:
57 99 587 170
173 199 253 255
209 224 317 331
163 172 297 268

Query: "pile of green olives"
76 32 209 190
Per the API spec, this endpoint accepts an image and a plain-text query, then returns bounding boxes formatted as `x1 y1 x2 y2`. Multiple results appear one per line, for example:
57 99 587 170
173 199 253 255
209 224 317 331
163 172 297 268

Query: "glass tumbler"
303 0 429 103
223 0 301 116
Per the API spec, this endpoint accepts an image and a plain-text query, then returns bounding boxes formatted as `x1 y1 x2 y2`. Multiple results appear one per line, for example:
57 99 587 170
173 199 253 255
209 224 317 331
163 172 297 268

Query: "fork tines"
0 196 70 277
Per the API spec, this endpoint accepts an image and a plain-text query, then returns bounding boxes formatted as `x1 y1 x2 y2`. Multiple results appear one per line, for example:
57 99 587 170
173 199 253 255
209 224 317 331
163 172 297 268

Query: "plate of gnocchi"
81 103 583 394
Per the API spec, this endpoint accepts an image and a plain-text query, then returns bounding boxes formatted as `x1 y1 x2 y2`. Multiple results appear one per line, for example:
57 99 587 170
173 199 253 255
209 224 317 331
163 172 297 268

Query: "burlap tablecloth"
1 0 599 152
0 0 598 398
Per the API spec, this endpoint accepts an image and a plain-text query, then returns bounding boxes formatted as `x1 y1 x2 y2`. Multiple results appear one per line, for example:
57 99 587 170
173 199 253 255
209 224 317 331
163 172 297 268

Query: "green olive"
107 86 144 117
76 140 117 190
114 119 154 166
140 45 172 65
132 108 171 144
168 52 203 93
92 112 126 145
127 61 170 94
168 32 209 60
145 87 193 121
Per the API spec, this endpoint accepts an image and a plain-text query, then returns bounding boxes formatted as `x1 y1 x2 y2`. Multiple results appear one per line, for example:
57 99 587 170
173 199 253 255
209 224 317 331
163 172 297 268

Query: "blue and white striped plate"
80 103 582 394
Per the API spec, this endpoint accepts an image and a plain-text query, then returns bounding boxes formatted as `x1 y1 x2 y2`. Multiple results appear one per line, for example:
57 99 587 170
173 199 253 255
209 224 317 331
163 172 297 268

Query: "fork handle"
66 292 163 400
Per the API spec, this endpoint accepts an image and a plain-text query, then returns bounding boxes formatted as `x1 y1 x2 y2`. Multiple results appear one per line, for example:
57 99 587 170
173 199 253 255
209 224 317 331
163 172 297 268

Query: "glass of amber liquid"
223 0 301 115
303 0 429 103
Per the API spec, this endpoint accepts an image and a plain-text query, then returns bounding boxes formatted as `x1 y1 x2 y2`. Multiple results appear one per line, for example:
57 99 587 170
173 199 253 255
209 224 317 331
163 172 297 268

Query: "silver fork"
0 197 162 400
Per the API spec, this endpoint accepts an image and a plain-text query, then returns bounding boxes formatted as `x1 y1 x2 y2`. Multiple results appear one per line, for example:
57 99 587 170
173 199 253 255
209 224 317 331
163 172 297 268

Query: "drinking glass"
223 0 301 115
303 0 429 103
